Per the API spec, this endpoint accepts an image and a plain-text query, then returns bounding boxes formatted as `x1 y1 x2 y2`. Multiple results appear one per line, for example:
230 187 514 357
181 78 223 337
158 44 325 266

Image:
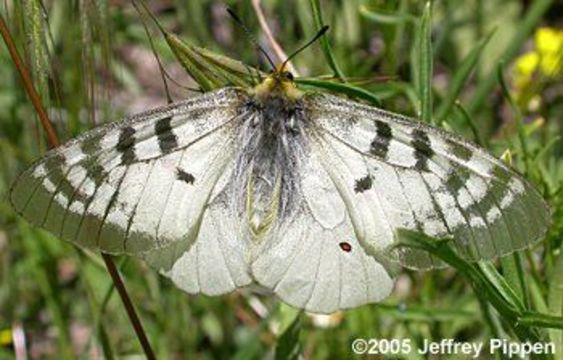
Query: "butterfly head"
254 65 302 101
251 26 329 102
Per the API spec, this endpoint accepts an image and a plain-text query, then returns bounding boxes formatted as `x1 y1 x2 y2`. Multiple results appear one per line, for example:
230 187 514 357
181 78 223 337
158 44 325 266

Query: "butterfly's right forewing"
303 93 549 269
10 88 249 254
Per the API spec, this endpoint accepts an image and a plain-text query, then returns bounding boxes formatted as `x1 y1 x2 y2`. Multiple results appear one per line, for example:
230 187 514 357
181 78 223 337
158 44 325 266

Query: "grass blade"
435 29 495 124
478 262 526 312
454 102 486 147
310 0 346 81
395 229 561 341
548 254 563 355
275 312 302 360
497 62 532 174
500 253 530 309
359 5 416 25
296 78 380 106
417 2 433 123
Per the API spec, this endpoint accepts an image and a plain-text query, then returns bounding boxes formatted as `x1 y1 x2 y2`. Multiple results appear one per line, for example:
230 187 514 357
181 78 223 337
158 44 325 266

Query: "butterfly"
10 32 549 315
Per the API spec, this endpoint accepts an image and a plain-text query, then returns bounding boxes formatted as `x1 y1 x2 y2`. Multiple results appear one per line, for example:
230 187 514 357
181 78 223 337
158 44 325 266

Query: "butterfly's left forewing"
301 93 549 269
10 88 249 255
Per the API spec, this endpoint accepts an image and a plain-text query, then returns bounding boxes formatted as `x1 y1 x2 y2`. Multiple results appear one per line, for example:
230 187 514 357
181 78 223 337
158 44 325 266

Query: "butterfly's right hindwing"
10 88 249 254
250 147 394 313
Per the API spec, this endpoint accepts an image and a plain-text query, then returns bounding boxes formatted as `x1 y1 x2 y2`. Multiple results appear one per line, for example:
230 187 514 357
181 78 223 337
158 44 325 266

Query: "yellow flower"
512 27 562 107
0 329 12 346
515 52 539 77
535 28 563 75
535 27 563 55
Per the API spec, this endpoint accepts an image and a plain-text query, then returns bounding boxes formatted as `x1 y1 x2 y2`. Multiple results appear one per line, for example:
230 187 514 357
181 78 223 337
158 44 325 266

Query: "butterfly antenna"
281 25 329 71
226 8 276 71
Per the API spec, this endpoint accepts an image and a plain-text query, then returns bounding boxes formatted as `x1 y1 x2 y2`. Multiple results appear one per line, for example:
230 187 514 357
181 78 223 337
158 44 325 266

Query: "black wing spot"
176 168 195 184
339 242 352 252
155 116 178 153
44 153 89 206
412 129 434 171
354 174 373 193
88 164 108 187
116 126 137 164
446 138 473 161
81 133 103 155
370 120 392 158
444 167 471 196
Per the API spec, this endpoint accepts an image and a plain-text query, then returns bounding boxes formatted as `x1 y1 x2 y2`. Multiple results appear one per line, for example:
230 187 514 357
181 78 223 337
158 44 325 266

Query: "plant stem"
102 255 155 359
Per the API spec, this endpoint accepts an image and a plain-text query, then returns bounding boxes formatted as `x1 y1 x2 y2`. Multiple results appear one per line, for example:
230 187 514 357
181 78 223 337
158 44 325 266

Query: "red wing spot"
339 242 352 252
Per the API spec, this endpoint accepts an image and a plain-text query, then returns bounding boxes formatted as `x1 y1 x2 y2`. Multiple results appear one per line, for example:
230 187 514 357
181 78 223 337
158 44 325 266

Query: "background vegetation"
0 0 561 358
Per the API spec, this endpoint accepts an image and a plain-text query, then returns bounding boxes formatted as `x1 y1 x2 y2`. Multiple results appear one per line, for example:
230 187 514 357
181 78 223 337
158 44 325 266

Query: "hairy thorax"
234 90 308 238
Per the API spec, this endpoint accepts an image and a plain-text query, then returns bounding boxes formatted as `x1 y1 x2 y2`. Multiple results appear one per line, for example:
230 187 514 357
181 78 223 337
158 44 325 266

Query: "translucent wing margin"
303 93 549 269
10 88 249 255
144 187 253 296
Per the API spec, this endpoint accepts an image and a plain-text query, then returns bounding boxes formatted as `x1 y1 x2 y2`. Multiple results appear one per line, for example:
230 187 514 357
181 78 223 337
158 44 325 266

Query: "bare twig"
101 256 155 359
0 14 59 147
0 12 155 360
251 0 298 75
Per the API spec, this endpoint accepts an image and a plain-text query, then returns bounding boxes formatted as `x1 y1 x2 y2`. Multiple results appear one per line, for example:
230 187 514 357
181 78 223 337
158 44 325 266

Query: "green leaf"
500 253 529 309
166 32 258 91
517 312 563 330
396 229 561 340
395 230 521 321
296 78 381 106
137 2 258 91
359 5 416 25
478 262 526 313
374 303 476 322
275 311 302 360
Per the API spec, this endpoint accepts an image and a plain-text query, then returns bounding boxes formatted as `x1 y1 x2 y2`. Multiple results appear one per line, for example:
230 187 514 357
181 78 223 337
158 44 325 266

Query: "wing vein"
123 161 158 251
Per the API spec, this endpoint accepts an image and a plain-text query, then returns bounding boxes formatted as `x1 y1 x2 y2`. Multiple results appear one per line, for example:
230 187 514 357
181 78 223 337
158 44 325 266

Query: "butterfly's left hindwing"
144 188 253 296
302 93 549 269
10 88 249 254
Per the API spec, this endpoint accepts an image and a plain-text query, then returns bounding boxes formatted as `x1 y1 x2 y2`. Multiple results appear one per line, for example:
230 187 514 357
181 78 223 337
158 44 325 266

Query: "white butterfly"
10 65 549 314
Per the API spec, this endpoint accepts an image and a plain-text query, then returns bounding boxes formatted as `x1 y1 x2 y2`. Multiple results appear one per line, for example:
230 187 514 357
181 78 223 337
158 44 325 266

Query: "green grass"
0 0 561 359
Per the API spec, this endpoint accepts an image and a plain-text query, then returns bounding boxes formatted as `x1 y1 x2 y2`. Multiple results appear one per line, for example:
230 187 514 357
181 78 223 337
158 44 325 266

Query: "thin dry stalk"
251 0 298 75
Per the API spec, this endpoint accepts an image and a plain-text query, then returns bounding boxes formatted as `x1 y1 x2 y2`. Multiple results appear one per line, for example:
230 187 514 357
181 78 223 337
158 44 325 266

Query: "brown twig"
251 0 298 75
0 15 59 147
101 255 155 359
0 12 155 360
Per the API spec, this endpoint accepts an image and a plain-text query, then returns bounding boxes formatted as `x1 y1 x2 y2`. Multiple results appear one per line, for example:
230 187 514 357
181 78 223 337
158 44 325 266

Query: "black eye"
284 72 294 81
